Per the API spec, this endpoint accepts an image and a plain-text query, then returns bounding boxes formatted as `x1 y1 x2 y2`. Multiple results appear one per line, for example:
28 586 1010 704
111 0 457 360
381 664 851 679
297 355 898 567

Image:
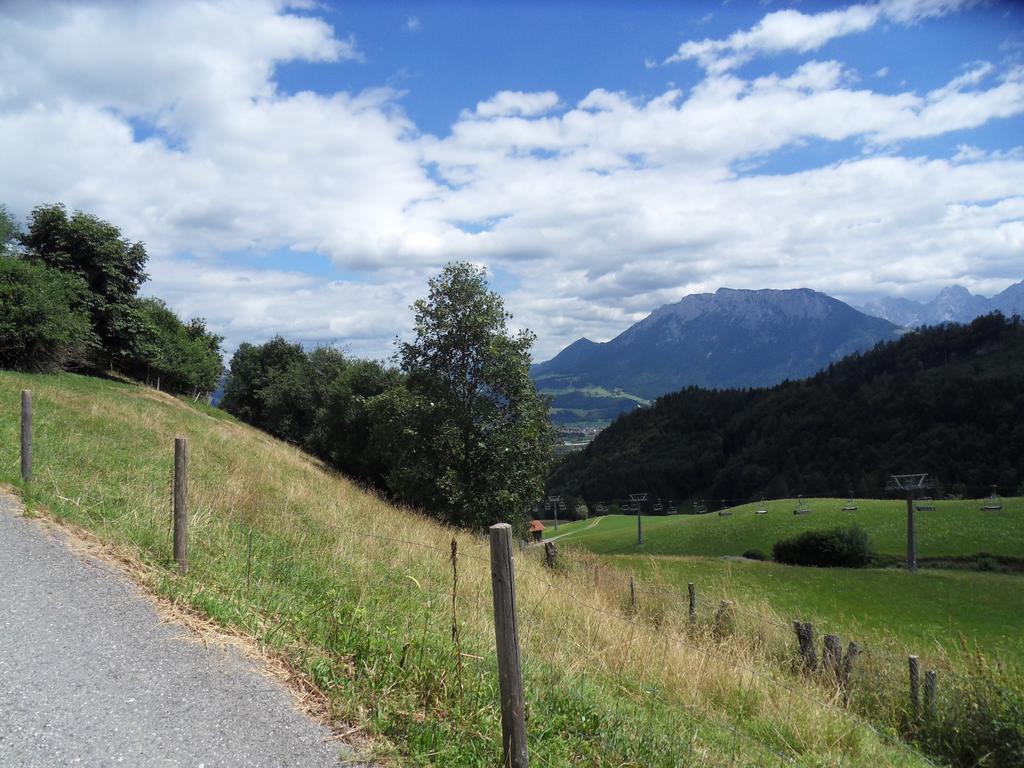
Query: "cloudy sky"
1 0 1022 360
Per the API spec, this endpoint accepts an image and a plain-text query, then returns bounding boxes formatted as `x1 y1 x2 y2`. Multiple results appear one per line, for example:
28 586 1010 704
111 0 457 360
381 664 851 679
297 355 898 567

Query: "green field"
545 498 1024 671
613 555 1024 666
545 497 1024 560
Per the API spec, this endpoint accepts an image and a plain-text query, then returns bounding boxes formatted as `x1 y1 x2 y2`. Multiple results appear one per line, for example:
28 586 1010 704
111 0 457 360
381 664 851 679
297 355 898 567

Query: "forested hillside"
547 313 1024 505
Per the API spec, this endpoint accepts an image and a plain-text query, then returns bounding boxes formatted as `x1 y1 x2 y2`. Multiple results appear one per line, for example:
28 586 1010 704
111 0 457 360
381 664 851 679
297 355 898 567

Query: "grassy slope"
545 498 1024 559
0 372 932 767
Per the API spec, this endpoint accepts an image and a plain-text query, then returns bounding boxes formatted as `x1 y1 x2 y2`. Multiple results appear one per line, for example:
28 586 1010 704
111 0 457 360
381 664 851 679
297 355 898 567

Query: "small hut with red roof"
528 519 545 543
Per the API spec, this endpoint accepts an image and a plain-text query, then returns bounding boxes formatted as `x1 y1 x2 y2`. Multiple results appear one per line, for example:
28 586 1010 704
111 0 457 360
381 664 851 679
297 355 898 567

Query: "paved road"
0 493 361 767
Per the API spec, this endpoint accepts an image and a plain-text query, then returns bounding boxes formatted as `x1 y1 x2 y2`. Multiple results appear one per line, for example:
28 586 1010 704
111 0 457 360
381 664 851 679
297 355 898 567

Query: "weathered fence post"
793 621 817 670
629 575 637 614
489 523 529 768
823 634 843 680
924 669 937 719
714 599 734 637
687 582 696 625
841 641 861 703
543 541 557 568
908 655 920 719
173 437 189 573
20 390 32 483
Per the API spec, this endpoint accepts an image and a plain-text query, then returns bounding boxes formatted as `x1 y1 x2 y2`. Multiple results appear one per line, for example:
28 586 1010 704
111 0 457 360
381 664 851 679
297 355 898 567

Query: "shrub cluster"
772 525 874 567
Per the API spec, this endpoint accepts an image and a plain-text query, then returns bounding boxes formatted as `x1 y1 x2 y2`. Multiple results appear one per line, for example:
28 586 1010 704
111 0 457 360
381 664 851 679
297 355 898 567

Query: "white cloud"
665 1 972 73
665 5 881 72
465 91 561 120
0 0 1020 362
406 16 420 32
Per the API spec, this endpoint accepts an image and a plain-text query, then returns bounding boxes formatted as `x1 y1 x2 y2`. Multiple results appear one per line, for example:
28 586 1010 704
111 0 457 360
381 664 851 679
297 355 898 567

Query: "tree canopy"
22 203 149 365
393 262 554 528
1 202 223 396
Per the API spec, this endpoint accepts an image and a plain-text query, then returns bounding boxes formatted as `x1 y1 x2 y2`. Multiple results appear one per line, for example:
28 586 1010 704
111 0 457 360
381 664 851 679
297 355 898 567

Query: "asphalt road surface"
0 492 362 767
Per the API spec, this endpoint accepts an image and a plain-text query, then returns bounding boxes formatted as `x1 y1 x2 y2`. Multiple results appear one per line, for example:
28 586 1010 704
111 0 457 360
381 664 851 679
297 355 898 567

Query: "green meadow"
545 497 1024 560
546 499 1024 669
613 555 1024 666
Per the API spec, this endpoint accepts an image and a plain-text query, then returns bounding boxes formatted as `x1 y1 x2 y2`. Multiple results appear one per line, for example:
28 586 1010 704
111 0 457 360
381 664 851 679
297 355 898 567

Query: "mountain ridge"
533 287 902 425
858 279 1024 327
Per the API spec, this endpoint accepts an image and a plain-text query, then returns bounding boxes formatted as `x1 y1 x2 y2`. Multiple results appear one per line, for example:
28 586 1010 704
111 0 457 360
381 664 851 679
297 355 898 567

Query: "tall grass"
0 372 936 766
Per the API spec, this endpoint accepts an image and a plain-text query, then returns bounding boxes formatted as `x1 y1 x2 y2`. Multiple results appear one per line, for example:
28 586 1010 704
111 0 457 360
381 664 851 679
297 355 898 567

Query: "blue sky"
1 0 1022 360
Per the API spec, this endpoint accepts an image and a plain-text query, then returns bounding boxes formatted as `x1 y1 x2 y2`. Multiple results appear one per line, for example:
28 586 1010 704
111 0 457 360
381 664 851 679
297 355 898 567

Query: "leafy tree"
21 203 149 367
0 255 95 371
132 298 224 397
0 205 20 257
312 358 404 486
220 336 313 443
393 262 554 529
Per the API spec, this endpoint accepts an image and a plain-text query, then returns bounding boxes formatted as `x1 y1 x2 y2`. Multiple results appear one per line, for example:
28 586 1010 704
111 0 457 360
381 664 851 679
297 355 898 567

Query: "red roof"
528 520 545 532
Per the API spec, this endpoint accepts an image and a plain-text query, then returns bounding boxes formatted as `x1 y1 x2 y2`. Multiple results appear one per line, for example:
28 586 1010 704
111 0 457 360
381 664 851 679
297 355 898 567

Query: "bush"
742 548 766 561
772 525 874 567
0 255 95 371
128 298 223 398
916 653 1024 768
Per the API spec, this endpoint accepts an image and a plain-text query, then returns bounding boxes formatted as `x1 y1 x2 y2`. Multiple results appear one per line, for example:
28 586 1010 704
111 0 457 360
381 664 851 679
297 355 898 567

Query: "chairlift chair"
914 497 935 512
755 497 768 515
794 495 812 515
842 491 858 512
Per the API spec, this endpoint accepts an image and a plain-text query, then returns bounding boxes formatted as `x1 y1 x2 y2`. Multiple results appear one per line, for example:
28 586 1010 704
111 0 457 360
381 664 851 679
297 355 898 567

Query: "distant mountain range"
858 281 1024 327
533 279 1023 428
532 287 902 426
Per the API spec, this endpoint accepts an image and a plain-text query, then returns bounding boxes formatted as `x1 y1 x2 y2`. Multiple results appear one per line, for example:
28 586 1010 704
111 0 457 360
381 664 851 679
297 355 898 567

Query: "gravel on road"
0 492 364 768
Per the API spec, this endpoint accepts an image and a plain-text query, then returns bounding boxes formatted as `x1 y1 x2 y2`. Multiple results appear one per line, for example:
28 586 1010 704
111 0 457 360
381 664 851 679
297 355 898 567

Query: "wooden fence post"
841 641 861 703
687 582 696 625
543 541 557 568
908 655 920 719
823 634 842 680
173 437 189 573
20 390 32 483
924 670 937 719
714 599 734 637
489 523 529 768
793 621 817 670
629 575 637 614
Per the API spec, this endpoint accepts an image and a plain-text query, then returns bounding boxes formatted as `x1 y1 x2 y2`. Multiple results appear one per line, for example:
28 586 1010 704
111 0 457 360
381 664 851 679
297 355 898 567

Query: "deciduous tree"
394 262 554 529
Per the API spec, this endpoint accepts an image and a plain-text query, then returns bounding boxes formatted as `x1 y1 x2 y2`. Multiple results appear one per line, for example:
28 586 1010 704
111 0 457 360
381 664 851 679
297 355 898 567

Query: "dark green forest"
547 314 1024 506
